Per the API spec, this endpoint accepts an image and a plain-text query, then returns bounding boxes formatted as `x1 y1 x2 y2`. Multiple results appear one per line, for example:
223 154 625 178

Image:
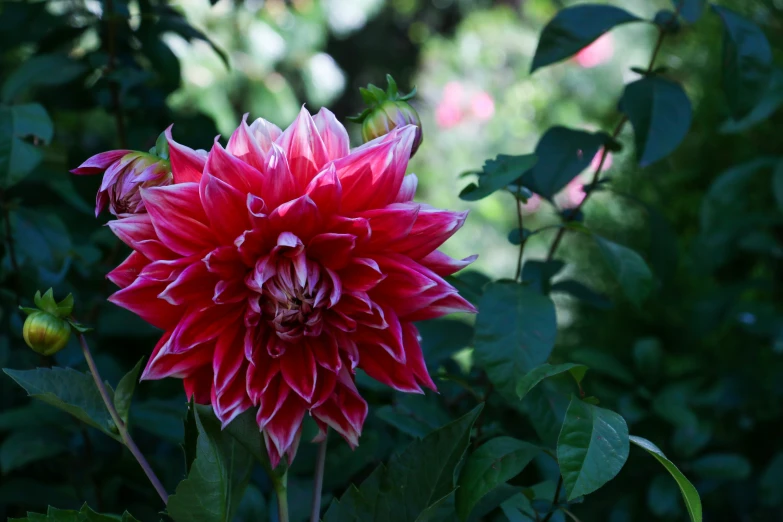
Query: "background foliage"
1 0 782 521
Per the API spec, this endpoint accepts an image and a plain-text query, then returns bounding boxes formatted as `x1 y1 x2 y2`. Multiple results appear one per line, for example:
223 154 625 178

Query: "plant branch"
513 186 526 281
545 15 678 263
310 432 329 522
77 332 169 505
274 469 290 522
540 475 563 522
0 192 20 302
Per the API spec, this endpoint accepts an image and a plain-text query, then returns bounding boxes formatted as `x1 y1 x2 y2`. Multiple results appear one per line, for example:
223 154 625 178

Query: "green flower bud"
23 311 71 356
349 74 423 156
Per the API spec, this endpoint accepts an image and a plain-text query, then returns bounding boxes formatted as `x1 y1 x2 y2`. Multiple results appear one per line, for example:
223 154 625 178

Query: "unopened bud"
349 74 423 156
23 311 71 356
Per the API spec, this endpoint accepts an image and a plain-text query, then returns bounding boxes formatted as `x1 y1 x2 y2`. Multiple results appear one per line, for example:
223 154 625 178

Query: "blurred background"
1 0 783 520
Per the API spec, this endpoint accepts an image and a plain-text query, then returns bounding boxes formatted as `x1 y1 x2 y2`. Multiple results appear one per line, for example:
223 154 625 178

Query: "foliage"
1 1 781 522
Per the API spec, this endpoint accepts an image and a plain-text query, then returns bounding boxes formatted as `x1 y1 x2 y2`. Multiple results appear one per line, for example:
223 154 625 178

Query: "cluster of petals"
72 151 173 216
102 107 476 466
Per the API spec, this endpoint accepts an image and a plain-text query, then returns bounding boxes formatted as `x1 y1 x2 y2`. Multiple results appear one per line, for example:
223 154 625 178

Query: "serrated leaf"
474 282 557 401
459 154 537 201
520 127 606 200
455 437 539 520
114 358 144 425
2 367 119 440
557 397 629 500
619 76 692 166
712 5 773 120
323 405 483 522
594 236 654 307
531 5 642 72
0 104 54 187
629 435 702 522
516 363 588 400
167 406 254 522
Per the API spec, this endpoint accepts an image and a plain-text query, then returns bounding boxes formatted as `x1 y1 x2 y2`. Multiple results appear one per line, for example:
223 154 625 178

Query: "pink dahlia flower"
103 107 476 467
574 33 615 69
72 150 173 216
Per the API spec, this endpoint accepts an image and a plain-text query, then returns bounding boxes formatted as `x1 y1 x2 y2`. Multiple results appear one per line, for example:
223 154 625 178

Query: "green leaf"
629 435 702 522
455 437 540 520
632 338 663 380
759 452 783 507
2 367 119 440
323 405 483 522
500 493 536 521
712 5 773 120
570 349 635 385
531 4 642 72
690 453 751 481
550 280 612 310
459 154 537 201
0 104 54 187
672 0 704 23
474 282 557 400
154 7 230 69
9 208 72 286
0 429 68 473
520 127 606 200
720 69 783 133
594 236 654 307
416 319 474 367
167 406 254 522
114 358 144 425
619 76 692 166
1 54 87 102
557 397 629 500
523 381 570 446
9 504 140 522
772 160 783 212
376 394 452 439
516 363 588 400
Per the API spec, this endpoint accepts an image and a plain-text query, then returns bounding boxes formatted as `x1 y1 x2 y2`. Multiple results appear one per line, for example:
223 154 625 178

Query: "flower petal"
307 233 356 269
70 150 131 175
313 107 350 161
199 173 250 242
166 125 206 183
107 251 150 288
277 106 329 188
418 251 478 277
280 343 317 403
142 183 216 256
108 277 181 330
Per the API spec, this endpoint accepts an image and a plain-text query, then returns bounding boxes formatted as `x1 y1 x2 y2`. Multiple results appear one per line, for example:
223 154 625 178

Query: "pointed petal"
280 344 317 403
419 251 478 276
142 183 216 256
70 150 131 175
108 214 175 261
402 322 437 391
213 322 245 394
307 233 356 269
359 343 422 393
158 260 215 305
108 278 182 330
394 173 418 202
168 302 244 354
277 106 329 188
107 251 150 288
338 257 385 292
392 207 469 259
313 107 350 161
204 140 266 195
142 331 213 380
305 164 341 216
199 173 250 242
357 203 419 247
226 113 267 171
166 126 206 183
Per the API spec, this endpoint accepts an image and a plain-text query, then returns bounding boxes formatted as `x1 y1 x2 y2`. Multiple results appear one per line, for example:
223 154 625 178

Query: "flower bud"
23 311 71 356
349 74 423 156
71 131 173 217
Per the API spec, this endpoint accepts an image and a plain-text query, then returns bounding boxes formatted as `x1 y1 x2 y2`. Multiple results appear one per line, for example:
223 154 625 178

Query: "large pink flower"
104 108 476 466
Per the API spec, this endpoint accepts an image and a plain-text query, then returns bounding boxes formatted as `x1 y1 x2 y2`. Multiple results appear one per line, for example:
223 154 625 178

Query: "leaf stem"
514 185 525 281
275 468 290 522
77 332 169 505
310 431 329 522
540 475 563 522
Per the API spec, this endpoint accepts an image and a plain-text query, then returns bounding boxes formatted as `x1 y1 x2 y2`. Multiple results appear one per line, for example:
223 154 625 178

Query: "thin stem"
540 475 563 522
513 186 525 281
562 508 584 522
310 432 329 522
77 332 169 505
275 469 290 522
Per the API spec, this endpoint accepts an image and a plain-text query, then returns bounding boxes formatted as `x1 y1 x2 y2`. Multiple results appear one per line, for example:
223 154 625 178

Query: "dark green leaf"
672 0 704 23
632 338 662 380
520 127 606 200
1 54 87 102
0 429 68 473
114 358 144 425
2 367 119 440
629 436 702 522
474 282 557 400
690 453 751 481
647 474 682 518
516 363 588 400
9 209 72 286
720 69 783 133
167 406 254 522
654 10 680 34
455 437 539 520
550 280 612 310
557 397 629 500
416 319 473 367
712 5 773 119
531 5 642 72
376 394 452 438
594 236 654 306
523 381 570 445
619 76 692 166
521 260 565 293
459 154 537 201
570 349 635 385
0 104 54 187
772 160 783 212
323 405 483 522
759 452 783 507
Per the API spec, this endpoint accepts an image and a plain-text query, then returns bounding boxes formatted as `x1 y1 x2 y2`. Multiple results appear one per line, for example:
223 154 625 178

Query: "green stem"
77 332 169 505
310 432 329 522
540 475 563 522
275 469 290 522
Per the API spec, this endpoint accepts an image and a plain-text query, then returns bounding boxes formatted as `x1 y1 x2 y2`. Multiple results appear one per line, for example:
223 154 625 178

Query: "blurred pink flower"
574 34 615 68
435 102 463 128
590 148 613 171
556 178 587 209
520 193 542 214
443 81 464 103
470 92 495 121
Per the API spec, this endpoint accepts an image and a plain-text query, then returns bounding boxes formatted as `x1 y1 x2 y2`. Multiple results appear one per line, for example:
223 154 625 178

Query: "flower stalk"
77 331 169 505
310 431 329 522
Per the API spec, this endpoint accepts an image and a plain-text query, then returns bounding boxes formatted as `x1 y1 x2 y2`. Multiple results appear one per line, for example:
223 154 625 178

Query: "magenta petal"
213 323 245 394
107 251 149 289
108 277 181 330
226 113 267 172
71 150 131 175
276 106 329 188
141 331 213 381
307 233 355 269
313 107 350 161
142 183 216 256
280 344 317 403
394 173 419 203
166 126 206 183
419 251 478 276
305 164 342 216
199 173 250 242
